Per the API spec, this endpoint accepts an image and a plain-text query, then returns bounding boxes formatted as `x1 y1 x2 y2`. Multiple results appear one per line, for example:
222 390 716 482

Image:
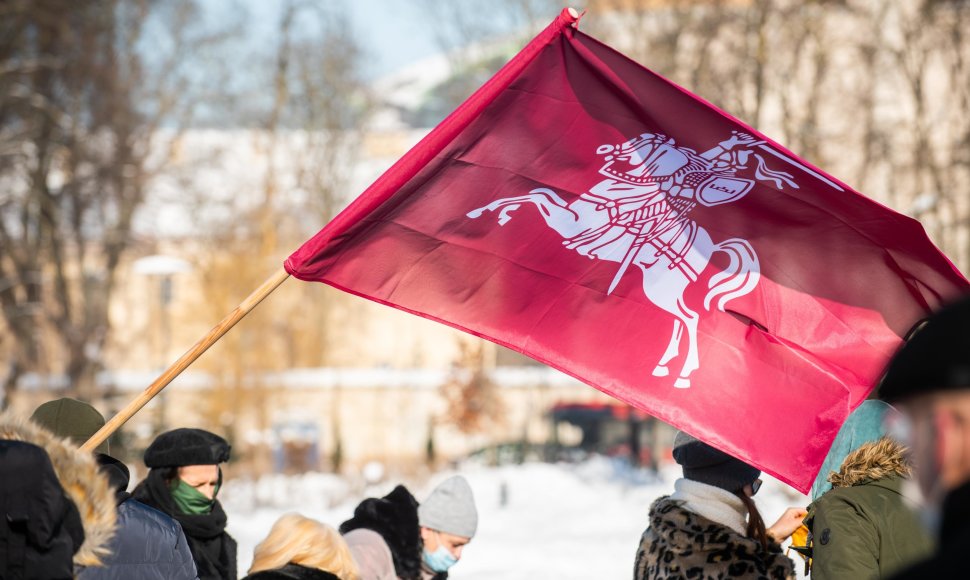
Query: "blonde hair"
249 513 360 580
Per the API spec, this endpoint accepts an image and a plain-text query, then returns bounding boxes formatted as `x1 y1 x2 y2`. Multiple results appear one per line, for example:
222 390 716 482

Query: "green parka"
806 437 933 580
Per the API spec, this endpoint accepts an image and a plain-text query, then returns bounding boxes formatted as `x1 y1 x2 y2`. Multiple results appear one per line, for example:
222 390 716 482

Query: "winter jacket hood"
343 528 395 580
635 496 795 580
1 410 116 567
806 437 932 580
827 436 909 488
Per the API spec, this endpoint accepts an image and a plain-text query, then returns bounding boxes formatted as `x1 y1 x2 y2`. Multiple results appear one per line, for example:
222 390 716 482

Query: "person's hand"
766 507 808 544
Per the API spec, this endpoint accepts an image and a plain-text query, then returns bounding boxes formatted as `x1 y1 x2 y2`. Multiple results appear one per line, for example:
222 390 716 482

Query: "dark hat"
672 431 760 492
880 295 970 403
30 397 109 455
144 428 230 468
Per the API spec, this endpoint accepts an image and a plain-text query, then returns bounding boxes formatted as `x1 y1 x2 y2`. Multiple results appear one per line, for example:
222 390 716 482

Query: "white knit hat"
418 475 478 538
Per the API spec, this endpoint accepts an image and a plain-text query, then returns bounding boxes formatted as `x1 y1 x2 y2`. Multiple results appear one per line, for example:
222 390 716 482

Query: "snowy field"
224 458 809 579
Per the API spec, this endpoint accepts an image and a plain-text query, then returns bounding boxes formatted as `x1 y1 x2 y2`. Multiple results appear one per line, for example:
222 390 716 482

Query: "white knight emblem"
468 131 804 388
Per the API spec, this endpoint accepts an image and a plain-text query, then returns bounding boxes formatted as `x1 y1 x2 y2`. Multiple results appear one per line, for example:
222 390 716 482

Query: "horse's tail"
703 238 760 311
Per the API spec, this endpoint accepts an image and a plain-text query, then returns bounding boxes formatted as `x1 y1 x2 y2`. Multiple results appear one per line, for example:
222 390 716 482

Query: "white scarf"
669 478 748 535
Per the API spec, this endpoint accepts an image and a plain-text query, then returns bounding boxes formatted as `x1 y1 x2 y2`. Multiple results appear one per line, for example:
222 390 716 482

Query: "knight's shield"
696 175 754 207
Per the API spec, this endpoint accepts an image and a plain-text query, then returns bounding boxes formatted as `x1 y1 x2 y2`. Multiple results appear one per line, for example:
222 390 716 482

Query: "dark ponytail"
736 490 768 552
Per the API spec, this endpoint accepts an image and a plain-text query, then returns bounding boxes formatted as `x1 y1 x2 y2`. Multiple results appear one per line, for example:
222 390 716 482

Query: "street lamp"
133 254 192 432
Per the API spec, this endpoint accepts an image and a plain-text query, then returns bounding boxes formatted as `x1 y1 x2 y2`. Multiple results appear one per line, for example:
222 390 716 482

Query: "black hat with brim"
879 295 970 404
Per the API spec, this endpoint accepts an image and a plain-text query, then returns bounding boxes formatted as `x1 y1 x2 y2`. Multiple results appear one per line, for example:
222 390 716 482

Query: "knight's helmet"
596 133 693 185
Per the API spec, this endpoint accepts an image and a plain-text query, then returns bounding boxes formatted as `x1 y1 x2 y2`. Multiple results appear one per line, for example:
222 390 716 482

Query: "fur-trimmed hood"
828 436 910 489
0 410 116 567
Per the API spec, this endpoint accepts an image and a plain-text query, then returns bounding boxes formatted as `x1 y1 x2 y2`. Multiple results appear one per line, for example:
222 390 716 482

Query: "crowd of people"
0 397 478 580
2 294 969 579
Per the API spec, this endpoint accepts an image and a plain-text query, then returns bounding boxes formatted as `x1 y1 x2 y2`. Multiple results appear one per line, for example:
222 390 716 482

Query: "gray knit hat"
418 475 478 538
31 397 110 455
672 431 760 492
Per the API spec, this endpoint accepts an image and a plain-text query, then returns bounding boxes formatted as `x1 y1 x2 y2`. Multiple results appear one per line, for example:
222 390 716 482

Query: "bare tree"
441 338 505 434
172 0 372 472
0 0 231 405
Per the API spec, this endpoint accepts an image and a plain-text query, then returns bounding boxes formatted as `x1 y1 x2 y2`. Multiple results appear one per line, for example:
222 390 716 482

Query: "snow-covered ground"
225 458 809 579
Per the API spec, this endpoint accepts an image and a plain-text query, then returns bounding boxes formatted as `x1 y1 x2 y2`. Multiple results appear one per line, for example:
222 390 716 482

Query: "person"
804 400 932 579
340 475 478 580
634 431 800 580
30 397 199 580
132 427 236 580
0 410 117 578
878 295 970 577
416 475 477 579
0 439 85 579
242 513 359 580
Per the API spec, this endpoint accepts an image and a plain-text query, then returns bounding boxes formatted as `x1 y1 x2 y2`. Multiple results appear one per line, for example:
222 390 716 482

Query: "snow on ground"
225 458 809 579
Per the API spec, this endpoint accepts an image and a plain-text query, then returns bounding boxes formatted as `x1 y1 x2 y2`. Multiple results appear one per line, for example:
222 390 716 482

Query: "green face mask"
170 478 216 515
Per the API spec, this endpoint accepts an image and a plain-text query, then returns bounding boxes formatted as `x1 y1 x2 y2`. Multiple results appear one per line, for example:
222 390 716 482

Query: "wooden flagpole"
81 267 291 452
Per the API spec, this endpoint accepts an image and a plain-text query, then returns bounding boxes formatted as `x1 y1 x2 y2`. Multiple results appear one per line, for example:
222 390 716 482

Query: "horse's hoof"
674 378 691 389
466 209 484 219
652 366 669 377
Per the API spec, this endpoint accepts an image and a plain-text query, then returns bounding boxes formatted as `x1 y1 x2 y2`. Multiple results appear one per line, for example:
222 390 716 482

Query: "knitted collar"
669 478 747 535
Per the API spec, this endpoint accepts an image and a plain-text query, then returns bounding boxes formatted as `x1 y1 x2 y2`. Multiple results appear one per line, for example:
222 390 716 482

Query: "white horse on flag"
468 131 801 388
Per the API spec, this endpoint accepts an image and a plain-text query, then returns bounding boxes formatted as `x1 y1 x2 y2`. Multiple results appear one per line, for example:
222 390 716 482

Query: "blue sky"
344 1 442 78
235 0 442 80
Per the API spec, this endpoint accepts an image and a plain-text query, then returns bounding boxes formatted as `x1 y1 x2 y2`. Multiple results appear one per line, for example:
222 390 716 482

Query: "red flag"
285 9 968 492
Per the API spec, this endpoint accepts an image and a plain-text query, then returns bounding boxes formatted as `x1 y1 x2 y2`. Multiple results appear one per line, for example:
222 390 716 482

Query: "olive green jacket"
806 438 933 580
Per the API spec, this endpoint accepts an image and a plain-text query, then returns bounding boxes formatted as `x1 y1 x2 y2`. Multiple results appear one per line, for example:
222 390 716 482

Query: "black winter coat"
0 412 118 578
0 440 84 580
0 439 86 580
133 469 237 580
242 563 339 580
79 455 198 580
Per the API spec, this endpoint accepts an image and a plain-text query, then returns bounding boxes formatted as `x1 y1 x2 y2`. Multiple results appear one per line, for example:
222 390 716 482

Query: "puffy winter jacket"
78 462 199 580
807 437 932 580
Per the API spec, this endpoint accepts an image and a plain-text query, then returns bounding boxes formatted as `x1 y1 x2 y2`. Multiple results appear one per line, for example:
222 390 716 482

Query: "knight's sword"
607 225 648 295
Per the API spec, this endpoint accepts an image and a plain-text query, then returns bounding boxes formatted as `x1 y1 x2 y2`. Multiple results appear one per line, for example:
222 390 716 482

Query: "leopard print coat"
634 497 795 580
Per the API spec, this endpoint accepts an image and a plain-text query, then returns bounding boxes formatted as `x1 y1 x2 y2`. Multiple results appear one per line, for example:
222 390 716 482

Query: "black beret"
144 428 230 468
880 295 970 403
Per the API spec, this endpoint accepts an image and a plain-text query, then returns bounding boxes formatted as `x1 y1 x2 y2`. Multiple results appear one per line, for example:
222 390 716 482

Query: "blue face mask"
422 545 458 573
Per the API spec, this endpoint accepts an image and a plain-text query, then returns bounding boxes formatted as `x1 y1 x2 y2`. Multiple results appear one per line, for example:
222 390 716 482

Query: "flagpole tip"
562 7 585 27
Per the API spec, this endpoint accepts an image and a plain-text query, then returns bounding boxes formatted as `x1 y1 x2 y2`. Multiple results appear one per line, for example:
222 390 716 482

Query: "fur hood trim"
0 411 116 566
828 436 910 488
